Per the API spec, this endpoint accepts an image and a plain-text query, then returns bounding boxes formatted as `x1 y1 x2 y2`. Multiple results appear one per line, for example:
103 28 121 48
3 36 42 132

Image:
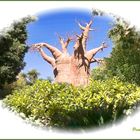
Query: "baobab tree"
31 20 107 86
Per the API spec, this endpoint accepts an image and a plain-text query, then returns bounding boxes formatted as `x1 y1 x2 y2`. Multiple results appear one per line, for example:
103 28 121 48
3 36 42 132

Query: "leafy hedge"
3 77 140 129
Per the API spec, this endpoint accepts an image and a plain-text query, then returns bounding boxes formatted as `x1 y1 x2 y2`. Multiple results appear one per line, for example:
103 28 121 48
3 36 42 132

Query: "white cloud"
0 1 140 139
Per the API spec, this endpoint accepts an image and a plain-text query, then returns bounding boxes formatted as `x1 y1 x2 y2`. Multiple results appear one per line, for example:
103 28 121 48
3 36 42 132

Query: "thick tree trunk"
53 54 90 86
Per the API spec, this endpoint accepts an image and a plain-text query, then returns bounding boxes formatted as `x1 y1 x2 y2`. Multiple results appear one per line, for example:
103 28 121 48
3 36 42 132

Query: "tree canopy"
91 11 140 85
0 16 35 88
105 17 140 85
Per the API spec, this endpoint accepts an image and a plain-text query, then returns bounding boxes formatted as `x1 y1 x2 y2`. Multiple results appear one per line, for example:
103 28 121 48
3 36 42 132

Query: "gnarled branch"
90 58 104 64
38 48 56 68
86 42 108 61
78 22 86 31
58 35 72 53
31 42 62 59
78 20 95 51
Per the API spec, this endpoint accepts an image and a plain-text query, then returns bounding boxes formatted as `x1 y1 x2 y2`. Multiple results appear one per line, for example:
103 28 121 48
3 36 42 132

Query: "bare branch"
38 48 56 68
90 58 104 64
89 28 95 31
31 43 45 49
57 34 72 53
77 20 95 51
78 22 86 31
90 58 97 63
86 42 108 61
100 42 108 51
88 20 93 27
58 34 65 46
64 37 72 46
31 42 62 59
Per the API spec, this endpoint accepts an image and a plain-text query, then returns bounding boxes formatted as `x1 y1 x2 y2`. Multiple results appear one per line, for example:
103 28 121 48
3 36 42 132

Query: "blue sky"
23 9 113 79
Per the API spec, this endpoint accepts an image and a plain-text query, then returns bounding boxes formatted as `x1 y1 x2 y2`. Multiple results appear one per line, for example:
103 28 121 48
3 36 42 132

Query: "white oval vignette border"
0 1 140 139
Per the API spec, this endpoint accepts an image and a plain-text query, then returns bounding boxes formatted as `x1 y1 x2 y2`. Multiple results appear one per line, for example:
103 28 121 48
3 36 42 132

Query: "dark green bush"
3 77 140 129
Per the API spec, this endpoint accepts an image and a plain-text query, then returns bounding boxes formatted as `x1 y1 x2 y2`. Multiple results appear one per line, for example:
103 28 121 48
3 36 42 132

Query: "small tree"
27 69 40 84
31 20 107 86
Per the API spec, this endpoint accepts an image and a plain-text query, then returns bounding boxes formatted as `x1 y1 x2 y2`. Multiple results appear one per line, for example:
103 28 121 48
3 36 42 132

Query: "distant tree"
0 16 35 89
19 73 27 79
27 69 40 84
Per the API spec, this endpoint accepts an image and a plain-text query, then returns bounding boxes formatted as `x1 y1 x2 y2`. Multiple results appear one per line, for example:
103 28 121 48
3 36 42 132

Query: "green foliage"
2 73 27 98
12 73 27 90
106 17 140 85
3 77 140 129
0 16 35 89
91 65 113 81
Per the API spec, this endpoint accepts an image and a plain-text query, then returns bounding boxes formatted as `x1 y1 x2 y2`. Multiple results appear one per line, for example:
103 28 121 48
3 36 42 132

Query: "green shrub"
3 77 140 129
